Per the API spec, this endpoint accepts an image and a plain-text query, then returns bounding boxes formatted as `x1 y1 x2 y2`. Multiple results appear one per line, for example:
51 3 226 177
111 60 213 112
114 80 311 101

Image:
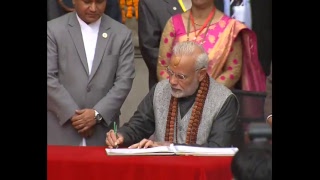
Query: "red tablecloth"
47 145 233 180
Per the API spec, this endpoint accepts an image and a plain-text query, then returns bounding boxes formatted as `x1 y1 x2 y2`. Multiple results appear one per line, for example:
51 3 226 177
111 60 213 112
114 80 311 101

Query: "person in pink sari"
156 0 266 92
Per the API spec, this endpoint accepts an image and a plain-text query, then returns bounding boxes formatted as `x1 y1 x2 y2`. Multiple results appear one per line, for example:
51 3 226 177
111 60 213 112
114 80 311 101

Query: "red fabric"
47 145 233 180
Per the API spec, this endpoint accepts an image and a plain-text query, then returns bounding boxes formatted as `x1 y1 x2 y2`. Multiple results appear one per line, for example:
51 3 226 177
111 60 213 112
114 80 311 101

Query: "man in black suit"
138 0 183 90
138 0 224 90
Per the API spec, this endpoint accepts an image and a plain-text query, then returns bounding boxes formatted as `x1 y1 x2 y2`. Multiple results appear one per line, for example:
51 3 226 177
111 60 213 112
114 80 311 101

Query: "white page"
106 146 173 155
172 145 238 156
105 145 239 156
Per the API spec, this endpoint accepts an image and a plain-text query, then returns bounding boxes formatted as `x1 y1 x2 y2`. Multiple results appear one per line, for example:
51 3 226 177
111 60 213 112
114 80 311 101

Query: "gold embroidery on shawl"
218 20 226 28
208 35 215 44
157 18 175 81
207 19 246 79
209 24 216 30
214 36 243 88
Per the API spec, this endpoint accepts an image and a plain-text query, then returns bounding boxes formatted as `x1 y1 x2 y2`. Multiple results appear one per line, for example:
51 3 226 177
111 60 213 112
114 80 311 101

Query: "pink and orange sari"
157 13 266 92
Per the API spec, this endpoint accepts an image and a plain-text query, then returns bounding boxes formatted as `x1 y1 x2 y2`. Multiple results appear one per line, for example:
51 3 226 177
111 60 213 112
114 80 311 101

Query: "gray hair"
172 41 209 70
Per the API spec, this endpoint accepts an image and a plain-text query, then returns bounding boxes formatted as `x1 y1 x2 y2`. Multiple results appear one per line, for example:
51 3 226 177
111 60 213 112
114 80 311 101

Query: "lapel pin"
102 33 108 38
173 7 177 10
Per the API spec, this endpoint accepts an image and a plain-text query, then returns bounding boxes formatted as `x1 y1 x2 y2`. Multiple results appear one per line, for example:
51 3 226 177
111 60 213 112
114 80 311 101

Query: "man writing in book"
106 41 240 148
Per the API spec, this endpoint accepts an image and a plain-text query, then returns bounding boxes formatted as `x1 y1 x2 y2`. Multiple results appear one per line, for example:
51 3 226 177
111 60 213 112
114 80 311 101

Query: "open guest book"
105 144 238 156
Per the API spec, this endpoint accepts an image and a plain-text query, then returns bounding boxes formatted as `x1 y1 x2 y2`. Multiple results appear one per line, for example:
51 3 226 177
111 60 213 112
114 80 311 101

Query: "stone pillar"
124 18 140 56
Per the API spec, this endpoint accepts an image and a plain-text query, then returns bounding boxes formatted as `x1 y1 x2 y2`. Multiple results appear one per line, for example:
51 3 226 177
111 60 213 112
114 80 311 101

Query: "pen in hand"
114 122 119 149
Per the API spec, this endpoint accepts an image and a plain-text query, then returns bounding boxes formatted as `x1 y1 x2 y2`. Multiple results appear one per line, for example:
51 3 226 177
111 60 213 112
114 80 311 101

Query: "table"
47 145 233 180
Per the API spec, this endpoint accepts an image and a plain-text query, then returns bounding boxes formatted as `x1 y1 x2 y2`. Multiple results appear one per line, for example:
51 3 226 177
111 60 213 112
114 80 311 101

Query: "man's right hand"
106 130 124 148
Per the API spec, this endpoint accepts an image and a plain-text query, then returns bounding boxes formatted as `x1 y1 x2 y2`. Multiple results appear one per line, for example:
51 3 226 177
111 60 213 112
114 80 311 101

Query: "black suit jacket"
138 0 183 89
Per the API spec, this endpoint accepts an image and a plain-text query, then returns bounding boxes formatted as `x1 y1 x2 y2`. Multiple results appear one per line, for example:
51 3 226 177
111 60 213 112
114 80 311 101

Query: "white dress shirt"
76 14 101 146
223 0 252 29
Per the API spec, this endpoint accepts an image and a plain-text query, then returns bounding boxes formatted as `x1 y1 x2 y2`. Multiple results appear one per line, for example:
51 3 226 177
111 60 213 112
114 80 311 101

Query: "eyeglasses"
166 67 188 80
166 67 203 81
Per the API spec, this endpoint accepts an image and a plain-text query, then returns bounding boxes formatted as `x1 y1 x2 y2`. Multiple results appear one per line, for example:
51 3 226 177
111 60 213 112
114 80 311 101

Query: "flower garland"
133 0 139 20
119 0 126 23
120 0 139 23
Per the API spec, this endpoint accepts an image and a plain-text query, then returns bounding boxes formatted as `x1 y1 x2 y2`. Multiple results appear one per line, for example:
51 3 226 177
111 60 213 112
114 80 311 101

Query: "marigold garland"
133 0 139 19
126 6 133 18
119 0 126 23
120 0 139 23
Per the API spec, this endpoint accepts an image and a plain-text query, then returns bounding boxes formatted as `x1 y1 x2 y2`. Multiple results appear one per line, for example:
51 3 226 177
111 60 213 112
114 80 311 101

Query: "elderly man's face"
167 55 201 98
73 0 106 24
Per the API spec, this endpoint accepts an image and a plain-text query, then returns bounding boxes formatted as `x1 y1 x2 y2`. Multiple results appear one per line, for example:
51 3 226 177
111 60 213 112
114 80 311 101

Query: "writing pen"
114 122 119 149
